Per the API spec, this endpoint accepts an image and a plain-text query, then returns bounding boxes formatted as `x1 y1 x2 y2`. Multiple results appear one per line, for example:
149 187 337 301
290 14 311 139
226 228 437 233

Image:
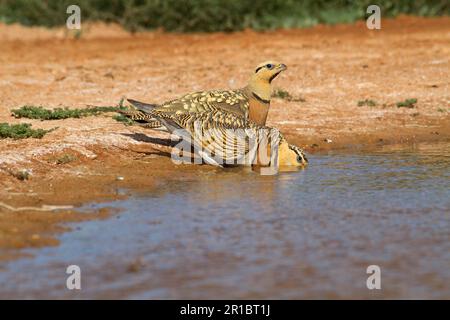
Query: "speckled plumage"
120 107 307 167
124 61 287 129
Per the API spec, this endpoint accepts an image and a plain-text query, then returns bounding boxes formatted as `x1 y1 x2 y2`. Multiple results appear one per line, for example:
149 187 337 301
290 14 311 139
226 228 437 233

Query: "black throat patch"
252 92 270 104
269 71 281 83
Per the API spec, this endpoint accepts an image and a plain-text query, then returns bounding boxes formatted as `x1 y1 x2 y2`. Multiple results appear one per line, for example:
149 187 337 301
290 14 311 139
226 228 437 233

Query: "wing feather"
148 110 281 166
154 90 249 119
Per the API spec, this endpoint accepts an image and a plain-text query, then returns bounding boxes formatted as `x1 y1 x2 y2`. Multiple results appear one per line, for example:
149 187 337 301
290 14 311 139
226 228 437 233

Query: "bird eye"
297 155 303 163
266 64 274 69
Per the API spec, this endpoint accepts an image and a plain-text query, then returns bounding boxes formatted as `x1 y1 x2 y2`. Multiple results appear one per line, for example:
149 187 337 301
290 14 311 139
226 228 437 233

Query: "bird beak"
277 64 287 71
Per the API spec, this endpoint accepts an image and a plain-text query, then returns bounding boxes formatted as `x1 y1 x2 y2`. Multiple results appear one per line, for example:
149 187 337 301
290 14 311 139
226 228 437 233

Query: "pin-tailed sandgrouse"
125 61 287 130
120 107 307 168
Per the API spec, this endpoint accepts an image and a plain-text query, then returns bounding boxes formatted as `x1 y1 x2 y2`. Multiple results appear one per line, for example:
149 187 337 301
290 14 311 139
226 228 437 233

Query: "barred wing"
152 111 281 167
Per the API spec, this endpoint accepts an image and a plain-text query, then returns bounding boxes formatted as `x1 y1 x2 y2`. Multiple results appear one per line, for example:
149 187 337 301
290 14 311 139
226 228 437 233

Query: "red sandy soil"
0 16 449 257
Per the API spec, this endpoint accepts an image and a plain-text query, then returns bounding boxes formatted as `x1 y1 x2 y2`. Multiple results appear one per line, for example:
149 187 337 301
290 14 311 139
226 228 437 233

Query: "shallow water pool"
0 142 449 299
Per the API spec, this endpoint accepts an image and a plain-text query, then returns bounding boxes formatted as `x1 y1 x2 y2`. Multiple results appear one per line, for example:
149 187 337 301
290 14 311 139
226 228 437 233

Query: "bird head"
278 141 308 167
248 61 287 101
254 61 287 82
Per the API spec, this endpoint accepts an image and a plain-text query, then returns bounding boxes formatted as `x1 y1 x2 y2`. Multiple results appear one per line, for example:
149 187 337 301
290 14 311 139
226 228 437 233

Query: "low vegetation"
11 105 125 120
0 0 448 32
0 123 54 139
273 89 305 102
113 114 134 126
357 99 377 107
396 98 418 108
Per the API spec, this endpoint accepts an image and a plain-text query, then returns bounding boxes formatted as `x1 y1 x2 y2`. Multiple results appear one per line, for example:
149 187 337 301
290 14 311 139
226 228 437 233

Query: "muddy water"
0 143 449 299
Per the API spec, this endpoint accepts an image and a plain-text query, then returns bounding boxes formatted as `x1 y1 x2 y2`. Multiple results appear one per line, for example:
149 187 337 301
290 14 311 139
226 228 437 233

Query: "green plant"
0 123 54 139
11 105 125 120
357 99 377 107
396 98 417 108
113 114 134 125
273 89 305 102
0 0 448 33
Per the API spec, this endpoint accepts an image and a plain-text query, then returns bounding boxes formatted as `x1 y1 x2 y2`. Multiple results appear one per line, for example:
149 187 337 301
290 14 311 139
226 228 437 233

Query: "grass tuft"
273 89 305 102
357 99 377 107
0 123 54 139
113 114 134 126
11 105 126 120
396 98 418 108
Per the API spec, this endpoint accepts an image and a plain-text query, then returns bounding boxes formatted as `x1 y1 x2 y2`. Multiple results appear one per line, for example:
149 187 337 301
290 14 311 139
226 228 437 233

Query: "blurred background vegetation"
0 0 448 32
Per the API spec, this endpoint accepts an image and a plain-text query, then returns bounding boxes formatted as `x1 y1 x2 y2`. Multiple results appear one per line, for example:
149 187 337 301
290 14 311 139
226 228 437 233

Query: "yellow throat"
246 61 287 126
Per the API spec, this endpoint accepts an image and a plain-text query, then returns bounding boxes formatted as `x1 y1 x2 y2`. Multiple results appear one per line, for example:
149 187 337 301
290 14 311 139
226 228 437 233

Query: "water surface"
1 142 449 299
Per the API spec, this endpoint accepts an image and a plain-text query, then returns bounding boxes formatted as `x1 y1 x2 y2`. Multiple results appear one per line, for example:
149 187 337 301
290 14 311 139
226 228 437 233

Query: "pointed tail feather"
127 99 157 113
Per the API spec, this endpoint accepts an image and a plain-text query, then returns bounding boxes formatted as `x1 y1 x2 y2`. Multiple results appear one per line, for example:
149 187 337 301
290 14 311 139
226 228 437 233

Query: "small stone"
127 258 144 273
54 74 66 81
116 176 124 181
104 72 114 79
324 138 333 143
